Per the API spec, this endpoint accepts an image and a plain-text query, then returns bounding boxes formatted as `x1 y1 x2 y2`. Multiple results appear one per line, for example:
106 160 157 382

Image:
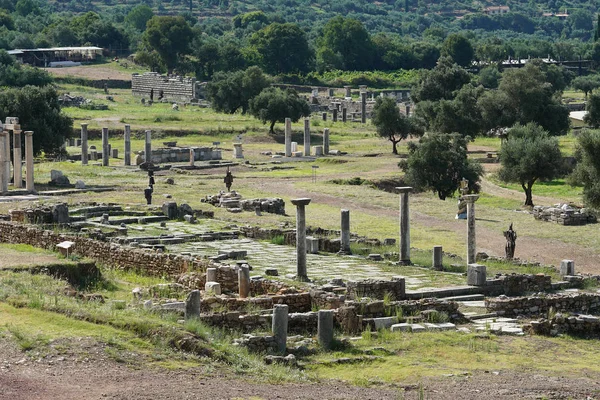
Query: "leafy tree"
477 66 501 89
206 66 271 115
248 87 310 133
143 16 193 74
595 14 600 42
498 123 563 207
0 50 51 86
568 129 600 208
232 11 268 29
15 0 38 16
0 10 14 30
125 5 154 31
372 96 422 154
0 85 72 155
572 75 600 99
250 23 313 74
441 33 474 67
479 63 570 135
318 16 374 71
584 93 600 128
410 57 471 103
399 133 483 200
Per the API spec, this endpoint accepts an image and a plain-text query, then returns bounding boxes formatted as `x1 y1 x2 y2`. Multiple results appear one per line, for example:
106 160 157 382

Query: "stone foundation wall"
346 278 406 301
200 293 311 314
530 313 600 337
132 73 204 102
138 147 221 164
352 298 462 321
0 222 209 277
533 205 597 225
485 293 600 317
501 274 552 296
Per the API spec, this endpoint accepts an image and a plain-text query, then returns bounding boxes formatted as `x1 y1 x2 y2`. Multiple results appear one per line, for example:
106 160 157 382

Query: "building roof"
7 46 102 55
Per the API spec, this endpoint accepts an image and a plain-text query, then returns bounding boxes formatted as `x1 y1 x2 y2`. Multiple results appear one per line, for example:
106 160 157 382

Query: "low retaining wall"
346 278 406 301
0 221 209 277
200 293 311 314
531 313 600 337
485 292 600 317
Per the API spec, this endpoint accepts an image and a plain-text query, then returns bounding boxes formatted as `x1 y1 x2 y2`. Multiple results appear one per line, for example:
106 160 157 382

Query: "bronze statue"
148 170 155 189
144 186 153 205
224 167 233 192
504 223 517 259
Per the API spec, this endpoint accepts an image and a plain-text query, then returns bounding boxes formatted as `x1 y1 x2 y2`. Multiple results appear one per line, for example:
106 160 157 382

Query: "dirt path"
44 64 132 81
1 340 598 400
251 177 600 274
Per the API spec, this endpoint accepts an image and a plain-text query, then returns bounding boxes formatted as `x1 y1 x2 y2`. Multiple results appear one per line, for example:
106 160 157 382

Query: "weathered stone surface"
391 323 411 332
185 290 201 320
467 264 486 286
204 281 221 295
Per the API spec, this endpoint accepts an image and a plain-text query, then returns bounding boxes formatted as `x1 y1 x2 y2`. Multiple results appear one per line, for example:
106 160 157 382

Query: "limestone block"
373 317 397 330
391 323 411 332
205 282 221 295
560 260 575 277
410 324 426 333
467 263 486 286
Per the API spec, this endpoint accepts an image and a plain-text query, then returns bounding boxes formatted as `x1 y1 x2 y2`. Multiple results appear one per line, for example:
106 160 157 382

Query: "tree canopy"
250 23 313 75
372 96 421 154
143 16 193 74
399 133 483 200
248 87 310 133
568 129 600 209
206 66 271 115
498 123 563 207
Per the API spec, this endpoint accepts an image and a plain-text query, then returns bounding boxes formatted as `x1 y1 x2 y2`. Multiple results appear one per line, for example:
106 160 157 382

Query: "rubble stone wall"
531 313 600 337
485 293 600 317
132 73 204 102
346 278 406 300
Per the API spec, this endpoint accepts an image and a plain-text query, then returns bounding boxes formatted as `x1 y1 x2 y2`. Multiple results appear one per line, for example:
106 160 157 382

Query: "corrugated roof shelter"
7 47 103 67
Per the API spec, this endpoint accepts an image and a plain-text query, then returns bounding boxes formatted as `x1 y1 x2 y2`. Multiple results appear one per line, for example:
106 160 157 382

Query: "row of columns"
0 119 35 194
80 124 152 166
284 118 330 158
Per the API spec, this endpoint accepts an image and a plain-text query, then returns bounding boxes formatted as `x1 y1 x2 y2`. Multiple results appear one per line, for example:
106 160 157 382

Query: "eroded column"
4 129 10 186
13 130 21 188
145 130 152 163
361 91 367 124
291 198 311 281
238 264 250 298
304 118 310 156
81 124 88 165
0 131 7 194
396 187 412 264
124 124 131 166
465 194 480 265
25 131 34 193
102 127 109 166
272 304 288 355
323 128 330 155
285 118 292 157
433 245 443 271
318 310 334 350
340 209 351 254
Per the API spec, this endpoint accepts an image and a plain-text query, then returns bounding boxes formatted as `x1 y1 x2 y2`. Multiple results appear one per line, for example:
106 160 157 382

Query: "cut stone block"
410 324 426 333
424 323 442 331
560 259 575 277
391 323 411 332
373 317 397 330
467 263 486 286
265 268 279 276
205 281 221 295
437 322 456 331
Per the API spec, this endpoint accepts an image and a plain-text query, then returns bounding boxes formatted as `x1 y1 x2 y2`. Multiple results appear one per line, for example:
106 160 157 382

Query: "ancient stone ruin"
533 203 597 225
132 72 206 103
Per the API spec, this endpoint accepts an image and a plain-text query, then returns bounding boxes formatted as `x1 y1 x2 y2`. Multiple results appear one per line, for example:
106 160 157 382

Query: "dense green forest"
2 0 600 80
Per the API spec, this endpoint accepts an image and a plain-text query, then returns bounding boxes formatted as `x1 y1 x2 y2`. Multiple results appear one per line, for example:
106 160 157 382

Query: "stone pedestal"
306 236 319 254
304 118 310 156
291 198 311 281
124 124 131 166
560 260 575 277
81 124 88 165
465 195 480 265
433 245 443 270
0 131 7 194
272 304 288 355
323 128 330 155
396 187 412 264
340 209 351 254
332 108 338 122
238 265 250 298
112 148 118 158
25 131 34 192
342 108 347 123
314 146 323 156
102 127 109 166
361 91 367 123
467 264 486 286
344 86 351 98
206 267 217 283
233 143 243 159
322 112 327 121
185 290 201 320
318 310 334 350
284 118 292 157
145 130 152 163
12 130 21 188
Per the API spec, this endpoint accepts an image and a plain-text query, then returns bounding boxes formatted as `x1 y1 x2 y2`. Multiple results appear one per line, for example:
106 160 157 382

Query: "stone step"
439 294 485 302
465 312 498 321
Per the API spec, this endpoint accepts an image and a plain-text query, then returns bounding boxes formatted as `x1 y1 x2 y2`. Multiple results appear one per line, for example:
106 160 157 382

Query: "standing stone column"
12 130 21 188
189 148 195 167
344 86 351 98
323 128 330 155
322 112 327 121
332 108 338 122
272 304 288 355
238 265 250 298
206 267 217 283
185 290 200 320
285 118 292 157
3 130 10 186
101 127 109 166
318 310 334 349
433 245 443 270
303 118 311 156
144 130 152 163
0 131 7 194
124 124 131 166
465 195 480 265
81 124 88 165
24 131 34 193
396 187 412 264
291 198 311 281
342 107 347 123
361 91 367 123
340 209 351 254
